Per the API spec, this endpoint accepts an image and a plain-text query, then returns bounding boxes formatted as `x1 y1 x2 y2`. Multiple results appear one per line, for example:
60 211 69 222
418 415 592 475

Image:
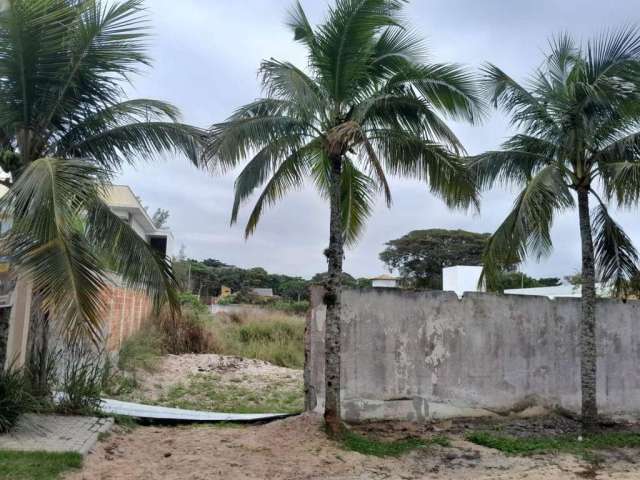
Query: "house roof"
370 274 398 281
103 185 171 238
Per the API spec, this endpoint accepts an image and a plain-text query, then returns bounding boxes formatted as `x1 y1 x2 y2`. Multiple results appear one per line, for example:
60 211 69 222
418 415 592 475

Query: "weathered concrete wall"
306 287 640 422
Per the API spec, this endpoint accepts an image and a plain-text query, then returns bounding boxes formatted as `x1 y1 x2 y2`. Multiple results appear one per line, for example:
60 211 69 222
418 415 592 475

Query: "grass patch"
0 451 82 480
467 431 640 456
210 313 305 369
118 325 165 373
340 430 449 457
156 373 303 414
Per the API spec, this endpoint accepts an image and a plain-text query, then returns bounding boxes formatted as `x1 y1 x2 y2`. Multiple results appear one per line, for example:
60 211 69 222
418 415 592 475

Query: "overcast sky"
118 0 640 280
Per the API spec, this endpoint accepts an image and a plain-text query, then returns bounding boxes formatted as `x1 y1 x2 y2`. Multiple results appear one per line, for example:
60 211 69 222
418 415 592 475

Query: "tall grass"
213 313 305 368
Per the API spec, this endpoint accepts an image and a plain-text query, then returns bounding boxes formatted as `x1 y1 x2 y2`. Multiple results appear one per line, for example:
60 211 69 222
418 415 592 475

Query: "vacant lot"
66 414 640 480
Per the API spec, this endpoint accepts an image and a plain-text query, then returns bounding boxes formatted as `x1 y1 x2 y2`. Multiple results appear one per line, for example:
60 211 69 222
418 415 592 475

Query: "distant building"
442 265 484 298
250 288 274 298
370 274 399 288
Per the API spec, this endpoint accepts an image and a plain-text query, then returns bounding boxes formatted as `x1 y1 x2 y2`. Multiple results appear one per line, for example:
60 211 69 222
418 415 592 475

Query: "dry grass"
209 310 305 369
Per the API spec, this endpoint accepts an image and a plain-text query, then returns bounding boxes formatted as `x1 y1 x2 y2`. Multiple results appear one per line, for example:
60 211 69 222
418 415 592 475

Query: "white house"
442 265 484 298
370 274 399 288
103 185 174 257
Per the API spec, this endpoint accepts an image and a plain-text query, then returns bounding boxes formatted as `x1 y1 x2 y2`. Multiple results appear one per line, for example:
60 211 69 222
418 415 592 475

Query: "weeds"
0 366 32 433
212 313 305 368
466 431 640 456
339 430 449 457
118 325 164 373
56 345 110 415
157 373 303 414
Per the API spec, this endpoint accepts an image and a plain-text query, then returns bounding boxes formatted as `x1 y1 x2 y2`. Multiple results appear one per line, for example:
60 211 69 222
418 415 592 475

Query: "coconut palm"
0 0 204 364
203 0 482 434
473 29 640 429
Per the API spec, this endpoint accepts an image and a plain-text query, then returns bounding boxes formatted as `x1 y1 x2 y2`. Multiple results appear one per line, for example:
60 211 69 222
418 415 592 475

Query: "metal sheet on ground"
100 398 290 421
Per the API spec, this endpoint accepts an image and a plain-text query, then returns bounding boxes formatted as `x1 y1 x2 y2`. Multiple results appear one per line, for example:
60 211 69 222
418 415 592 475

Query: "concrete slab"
0 414 113 455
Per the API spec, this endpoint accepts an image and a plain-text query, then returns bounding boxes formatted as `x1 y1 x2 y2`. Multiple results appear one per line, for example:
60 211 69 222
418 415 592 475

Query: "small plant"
118 324 164 373
56 344 110 415
178 292 209 314
156 307 220 355
0 366 32 433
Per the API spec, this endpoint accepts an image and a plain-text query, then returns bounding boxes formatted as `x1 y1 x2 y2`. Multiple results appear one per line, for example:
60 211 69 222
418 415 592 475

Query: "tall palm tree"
204 0 482 434
0 0 203 364
473 29 640 429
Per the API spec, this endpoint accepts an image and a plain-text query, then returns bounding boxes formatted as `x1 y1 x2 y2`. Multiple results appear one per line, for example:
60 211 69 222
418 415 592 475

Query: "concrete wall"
306 287 640 422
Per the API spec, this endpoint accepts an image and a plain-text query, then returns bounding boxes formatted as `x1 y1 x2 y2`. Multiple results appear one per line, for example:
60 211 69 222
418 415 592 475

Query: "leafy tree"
151 208 170 229
203 0 481 433
380 229 491 288
491 272 560 291
472 29 640 428
0 0 203 361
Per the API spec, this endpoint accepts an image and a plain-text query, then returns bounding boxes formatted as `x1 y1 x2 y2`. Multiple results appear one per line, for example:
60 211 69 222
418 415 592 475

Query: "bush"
0 366 31 433
156 306 220 355
269 300 309 315
178 292 209 314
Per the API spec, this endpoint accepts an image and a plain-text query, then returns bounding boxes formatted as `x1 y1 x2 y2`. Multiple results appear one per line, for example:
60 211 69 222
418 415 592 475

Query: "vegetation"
0 367 31 433
467 431 640 456
157 373 303 414
204 0 482 435
473 28 640 428
175 258 311 301
0 0 203 363
0 451 82 480
211 312 305 368
380 229 491 288
117 326 165 373
340 430 449 457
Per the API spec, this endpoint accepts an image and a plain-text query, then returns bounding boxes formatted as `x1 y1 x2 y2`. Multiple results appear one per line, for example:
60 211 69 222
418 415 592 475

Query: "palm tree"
0 0 203 365
473 29 640 429
204 0 482 434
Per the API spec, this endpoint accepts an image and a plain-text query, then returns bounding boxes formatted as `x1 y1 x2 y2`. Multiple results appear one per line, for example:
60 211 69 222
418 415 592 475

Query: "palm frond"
0 158 110 343
85 198 179 314
481 166 574 289
58 121 205 169
591 198 640 294
340 159 376 245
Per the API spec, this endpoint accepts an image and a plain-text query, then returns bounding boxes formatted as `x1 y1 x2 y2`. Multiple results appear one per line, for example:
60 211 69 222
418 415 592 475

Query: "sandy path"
66 414 640 480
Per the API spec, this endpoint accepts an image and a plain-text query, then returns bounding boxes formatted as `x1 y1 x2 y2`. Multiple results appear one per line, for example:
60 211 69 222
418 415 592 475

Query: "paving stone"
0 414 113 455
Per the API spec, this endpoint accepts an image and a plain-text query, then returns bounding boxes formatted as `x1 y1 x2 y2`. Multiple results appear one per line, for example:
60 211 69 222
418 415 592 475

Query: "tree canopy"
379 229 490 288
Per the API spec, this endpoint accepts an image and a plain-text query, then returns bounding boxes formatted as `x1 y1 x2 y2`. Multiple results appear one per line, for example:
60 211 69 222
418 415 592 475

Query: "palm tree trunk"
324 153 344 436
0 308 9 370
577 187 598 430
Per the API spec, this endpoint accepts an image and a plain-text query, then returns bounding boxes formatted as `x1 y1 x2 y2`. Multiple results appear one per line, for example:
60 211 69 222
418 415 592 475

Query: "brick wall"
103 283 152 352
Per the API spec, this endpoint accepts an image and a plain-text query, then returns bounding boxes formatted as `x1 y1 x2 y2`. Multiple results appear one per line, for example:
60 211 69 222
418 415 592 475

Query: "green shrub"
0 367 32 433
178 292 208 314
269 300 310 315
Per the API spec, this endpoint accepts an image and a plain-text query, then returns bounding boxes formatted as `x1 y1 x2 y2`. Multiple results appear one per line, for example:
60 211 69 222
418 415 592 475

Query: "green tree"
473 29 640 428
204 0 481 434
380 229 491 288
0 0 203 360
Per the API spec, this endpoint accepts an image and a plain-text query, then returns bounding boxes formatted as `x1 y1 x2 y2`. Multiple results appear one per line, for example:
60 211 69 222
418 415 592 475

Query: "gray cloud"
118 0 640 279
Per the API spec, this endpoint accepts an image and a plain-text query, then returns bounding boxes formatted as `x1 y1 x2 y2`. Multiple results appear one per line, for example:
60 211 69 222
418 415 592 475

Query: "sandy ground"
126 353 302 402
66 413 640 480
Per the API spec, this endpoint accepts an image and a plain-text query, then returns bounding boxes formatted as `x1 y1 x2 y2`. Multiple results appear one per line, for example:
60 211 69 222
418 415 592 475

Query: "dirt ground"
129 354 302 402
66 413 640 480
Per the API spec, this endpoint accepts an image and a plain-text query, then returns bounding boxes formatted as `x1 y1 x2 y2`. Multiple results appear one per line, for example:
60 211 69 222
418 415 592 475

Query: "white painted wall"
372 279 397 288
442 266 484 298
